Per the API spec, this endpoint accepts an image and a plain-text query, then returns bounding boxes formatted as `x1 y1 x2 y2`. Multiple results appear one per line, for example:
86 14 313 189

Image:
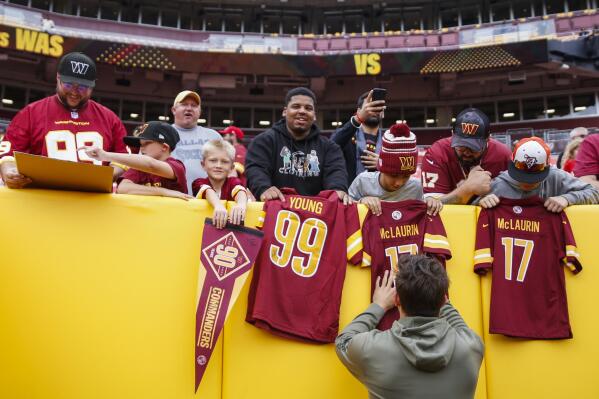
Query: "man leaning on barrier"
245 87 350 204
336 254 484 399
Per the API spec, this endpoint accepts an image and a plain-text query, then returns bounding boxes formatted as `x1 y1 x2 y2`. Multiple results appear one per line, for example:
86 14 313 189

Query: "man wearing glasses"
420 108 511 204
0 52 128 188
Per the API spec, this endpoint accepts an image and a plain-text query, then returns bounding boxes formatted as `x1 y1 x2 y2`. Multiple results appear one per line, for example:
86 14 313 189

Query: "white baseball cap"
569 127 588 139
508 137 551 184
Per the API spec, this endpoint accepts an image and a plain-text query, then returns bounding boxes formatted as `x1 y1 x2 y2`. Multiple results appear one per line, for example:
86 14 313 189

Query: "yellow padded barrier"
222 203 486 399
17 187 599 398
481 205 599 399
440 206 487 399
0 188 220 399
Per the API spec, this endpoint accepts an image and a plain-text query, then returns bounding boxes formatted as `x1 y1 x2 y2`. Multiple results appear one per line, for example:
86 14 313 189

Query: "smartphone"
372 88 387 102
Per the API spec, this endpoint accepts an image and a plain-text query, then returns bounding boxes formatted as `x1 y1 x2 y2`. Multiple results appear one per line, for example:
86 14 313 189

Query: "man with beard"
0 52 128 188
420 108 511 204
331 90 386 187
245 87 349 203
170 90 221 195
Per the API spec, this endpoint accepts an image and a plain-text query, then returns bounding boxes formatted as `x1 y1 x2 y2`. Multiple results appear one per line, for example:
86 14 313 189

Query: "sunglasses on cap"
60 81 91 94
513 159 547 173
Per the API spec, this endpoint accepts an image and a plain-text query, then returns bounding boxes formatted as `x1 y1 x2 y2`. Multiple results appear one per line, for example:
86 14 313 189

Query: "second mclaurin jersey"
357 200 452 330
474 197 582 339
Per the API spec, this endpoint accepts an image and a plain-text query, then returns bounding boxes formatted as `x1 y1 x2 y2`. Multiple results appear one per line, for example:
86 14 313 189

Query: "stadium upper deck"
0 0 597 144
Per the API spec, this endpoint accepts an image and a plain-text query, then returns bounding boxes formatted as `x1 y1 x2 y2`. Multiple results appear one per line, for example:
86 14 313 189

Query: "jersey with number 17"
0 95 128 163
246 190 362 343
420 137 510 195
474 197 582 339
357 200 452 330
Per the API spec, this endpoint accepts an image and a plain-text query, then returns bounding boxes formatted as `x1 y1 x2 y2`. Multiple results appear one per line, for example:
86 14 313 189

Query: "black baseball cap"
124 121 180 151
57 52 97 88
451 108 491 153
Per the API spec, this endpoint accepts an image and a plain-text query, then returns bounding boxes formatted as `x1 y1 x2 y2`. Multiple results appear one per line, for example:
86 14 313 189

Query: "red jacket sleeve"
573 135 599 178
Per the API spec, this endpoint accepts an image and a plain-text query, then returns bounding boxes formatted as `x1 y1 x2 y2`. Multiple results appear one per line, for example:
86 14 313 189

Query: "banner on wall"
195 219 263 392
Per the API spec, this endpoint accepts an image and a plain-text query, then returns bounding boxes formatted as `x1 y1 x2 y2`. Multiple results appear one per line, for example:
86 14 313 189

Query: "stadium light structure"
197 118 206 124
259 120 270 126
1 98 13 105
503 112 515 118
130 113 139 119
574 106 586 112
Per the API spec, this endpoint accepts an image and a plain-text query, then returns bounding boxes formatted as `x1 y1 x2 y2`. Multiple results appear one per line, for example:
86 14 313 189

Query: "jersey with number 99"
474 197 581 339
246 190 362 343
357 200 451 330
0 95 128 163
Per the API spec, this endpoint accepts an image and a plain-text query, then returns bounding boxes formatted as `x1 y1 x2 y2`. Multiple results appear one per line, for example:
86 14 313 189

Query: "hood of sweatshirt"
391 316 457 372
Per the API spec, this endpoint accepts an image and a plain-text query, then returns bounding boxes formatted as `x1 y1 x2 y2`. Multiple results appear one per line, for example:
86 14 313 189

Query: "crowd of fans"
2 51 599 399
1 51 598 227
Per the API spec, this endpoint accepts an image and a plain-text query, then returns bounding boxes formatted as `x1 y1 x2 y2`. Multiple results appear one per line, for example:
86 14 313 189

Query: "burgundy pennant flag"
195 219 263 392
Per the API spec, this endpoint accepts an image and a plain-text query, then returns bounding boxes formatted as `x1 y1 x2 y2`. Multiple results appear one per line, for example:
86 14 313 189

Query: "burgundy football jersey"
358 200 452 330
192 176 245 200
474 197 582 339
421 137 511 195
119 157 188 194
0 95 127 163
246 190 362 343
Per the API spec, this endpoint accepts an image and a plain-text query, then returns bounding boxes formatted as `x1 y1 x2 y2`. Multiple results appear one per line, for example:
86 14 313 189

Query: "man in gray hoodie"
336 255 484 399
476 137 599 211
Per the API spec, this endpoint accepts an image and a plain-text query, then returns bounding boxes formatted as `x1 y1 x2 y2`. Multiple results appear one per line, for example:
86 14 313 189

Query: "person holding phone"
331 89 387 187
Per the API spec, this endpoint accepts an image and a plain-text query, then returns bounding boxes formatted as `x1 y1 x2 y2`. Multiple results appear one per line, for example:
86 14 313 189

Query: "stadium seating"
3 2 595 56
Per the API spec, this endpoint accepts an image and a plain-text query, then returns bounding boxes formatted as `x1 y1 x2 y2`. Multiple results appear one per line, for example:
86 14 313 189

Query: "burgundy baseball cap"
220 126 244 140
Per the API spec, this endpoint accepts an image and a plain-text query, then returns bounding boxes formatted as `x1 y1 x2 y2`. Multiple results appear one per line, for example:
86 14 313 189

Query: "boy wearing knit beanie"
348 123 443 216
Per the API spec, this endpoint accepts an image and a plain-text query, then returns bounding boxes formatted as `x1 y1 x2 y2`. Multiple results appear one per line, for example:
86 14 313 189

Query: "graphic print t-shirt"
357 200 451 330
474 197 582 339
246 190 362 343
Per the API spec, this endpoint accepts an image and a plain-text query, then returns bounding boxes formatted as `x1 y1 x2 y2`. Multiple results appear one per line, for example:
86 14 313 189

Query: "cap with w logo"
57 52 96 88
377 123 418 175
451 108 490 153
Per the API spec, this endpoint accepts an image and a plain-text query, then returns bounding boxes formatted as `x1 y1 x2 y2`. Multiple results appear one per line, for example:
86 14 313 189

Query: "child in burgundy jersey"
81 121 191 200
192 140 248 229
348 123 443 216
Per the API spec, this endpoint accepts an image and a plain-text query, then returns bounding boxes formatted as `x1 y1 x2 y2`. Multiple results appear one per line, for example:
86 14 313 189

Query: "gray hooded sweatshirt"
474 166 599 205
335 303 484 399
